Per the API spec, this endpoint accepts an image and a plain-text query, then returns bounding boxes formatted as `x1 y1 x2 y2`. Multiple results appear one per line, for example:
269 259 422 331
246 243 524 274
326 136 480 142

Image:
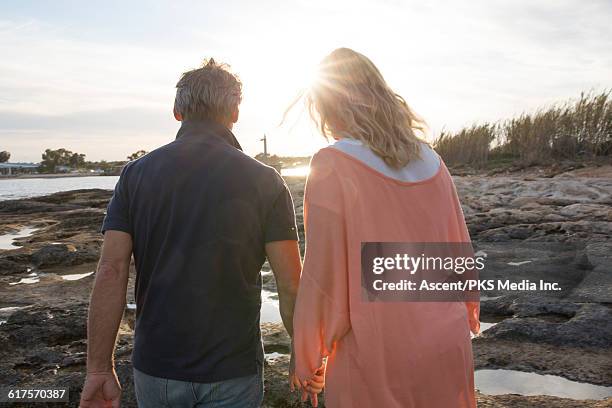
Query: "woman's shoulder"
307 147 341 177
305 147 345 198
305 148 345 209
310 146 338 165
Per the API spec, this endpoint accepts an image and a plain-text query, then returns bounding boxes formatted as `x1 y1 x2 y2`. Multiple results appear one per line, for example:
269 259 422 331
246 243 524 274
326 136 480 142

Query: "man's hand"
79 371 121 408
289 348 302 392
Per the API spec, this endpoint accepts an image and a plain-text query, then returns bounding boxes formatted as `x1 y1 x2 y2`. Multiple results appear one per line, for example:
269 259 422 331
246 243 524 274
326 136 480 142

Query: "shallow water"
507 260 533 266
475 369 612 400
480 322 497 331
261 290 281 323
8 276 40 286
0 306 27 315
264 352 286 361
471 321 498 339
480 295 502 301
0 227 38 250
61 271 94 281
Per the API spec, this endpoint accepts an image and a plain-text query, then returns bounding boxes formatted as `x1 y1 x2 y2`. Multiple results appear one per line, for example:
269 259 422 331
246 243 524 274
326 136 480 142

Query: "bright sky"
1 0 611 163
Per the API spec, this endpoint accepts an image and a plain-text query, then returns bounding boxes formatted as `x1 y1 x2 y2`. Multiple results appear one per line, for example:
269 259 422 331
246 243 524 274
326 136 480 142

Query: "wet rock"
264 354 317 407
0 200 80 214
46 209 105 232
569 265 612 302
0 254 31 275
482 304 612 348
24 349 65 366
476 392 612 408
473 338 612 386
481 295 612 347
59 353 87 367
31 244 99 268
559 203 612 221
3 304 87 348
32 189 113 208
262 323 291 354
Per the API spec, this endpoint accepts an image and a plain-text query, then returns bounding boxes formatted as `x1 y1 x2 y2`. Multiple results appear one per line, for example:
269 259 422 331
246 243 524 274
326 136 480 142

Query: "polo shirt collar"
176 119 243 151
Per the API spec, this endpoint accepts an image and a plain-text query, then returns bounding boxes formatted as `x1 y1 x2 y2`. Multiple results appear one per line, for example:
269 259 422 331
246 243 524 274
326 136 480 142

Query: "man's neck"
176 119 243 151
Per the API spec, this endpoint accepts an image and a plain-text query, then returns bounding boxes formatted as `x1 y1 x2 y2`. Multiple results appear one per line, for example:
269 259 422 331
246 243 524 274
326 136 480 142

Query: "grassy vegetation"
433 91 612 168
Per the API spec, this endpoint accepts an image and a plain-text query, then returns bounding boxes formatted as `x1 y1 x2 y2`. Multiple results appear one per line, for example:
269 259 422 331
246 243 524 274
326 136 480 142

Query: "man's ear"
173 108 183 122
231 107 239 124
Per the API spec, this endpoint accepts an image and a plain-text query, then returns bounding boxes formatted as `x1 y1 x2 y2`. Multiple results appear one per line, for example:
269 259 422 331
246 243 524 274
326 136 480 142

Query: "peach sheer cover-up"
293 147 480 408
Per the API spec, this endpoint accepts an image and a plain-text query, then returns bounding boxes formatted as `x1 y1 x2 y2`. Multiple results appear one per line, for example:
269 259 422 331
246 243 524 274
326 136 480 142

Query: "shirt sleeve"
264 173 299 242
293 151 351 381
101 165 132 235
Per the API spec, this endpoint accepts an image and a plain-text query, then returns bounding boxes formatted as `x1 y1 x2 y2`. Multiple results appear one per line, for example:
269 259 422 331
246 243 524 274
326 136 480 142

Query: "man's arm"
265 240 301 337
80 230 132 408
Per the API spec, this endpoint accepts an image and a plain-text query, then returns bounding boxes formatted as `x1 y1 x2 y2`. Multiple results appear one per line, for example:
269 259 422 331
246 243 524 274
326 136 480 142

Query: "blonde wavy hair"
301 48 427 168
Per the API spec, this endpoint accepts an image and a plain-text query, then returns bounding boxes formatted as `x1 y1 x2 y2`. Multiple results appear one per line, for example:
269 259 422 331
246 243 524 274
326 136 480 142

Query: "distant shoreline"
0 173 112 180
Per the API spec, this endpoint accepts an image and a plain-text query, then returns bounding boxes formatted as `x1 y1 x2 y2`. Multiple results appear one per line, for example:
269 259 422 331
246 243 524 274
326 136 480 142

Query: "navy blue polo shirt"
101 119 298 383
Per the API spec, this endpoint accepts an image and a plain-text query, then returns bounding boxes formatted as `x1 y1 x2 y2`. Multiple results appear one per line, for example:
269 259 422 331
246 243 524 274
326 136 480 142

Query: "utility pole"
260 134 268 158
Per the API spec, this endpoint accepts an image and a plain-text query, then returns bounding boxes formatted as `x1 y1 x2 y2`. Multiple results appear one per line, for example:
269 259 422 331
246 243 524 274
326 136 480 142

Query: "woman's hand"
301 365 325 406
289 347 326 407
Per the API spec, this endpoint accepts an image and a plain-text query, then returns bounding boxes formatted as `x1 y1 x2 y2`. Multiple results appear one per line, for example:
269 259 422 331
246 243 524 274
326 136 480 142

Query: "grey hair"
174 58 242 123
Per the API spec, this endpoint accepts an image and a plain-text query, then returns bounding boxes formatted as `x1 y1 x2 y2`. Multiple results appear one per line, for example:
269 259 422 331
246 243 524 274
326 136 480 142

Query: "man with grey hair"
79 59 304 407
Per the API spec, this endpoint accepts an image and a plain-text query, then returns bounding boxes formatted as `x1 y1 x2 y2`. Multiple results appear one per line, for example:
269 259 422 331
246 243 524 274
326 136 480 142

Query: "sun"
230 38 334 157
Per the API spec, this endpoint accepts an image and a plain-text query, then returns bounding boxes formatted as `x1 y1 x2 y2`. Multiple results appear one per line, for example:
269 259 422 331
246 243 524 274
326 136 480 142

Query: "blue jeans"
133 366 264 408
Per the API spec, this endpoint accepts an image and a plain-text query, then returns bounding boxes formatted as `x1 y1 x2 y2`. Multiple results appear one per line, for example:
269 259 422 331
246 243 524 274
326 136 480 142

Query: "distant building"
103 164 125 176
55 165 73 173
0 162 40 176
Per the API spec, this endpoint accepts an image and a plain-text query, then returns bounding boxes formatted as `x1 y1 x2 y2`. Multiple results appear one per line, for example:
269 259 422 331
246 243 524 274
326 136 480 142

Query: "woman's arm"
293 151 352 382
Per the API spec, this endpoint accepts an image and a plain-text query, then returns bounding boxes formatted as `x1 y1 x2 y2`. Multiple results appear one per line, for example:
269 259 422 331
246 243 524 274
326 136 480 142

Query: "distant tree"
97 160 110 171
41 149 64 173
0 151 10 163
255 153 280 165
69 152 86 167
127 150 148 161
40 148 86 173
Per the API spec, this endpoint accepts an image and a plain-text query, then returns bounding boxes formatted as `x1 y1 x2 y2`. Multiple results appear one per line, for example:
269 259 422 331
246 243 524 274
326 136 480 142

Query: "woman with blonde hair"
290 48 480 407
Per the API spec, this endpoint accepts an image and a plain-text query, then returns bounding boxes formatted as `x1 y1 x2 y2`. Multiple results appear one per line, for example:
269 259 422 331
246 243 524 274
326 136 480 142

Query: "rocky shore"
0 165 611 407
